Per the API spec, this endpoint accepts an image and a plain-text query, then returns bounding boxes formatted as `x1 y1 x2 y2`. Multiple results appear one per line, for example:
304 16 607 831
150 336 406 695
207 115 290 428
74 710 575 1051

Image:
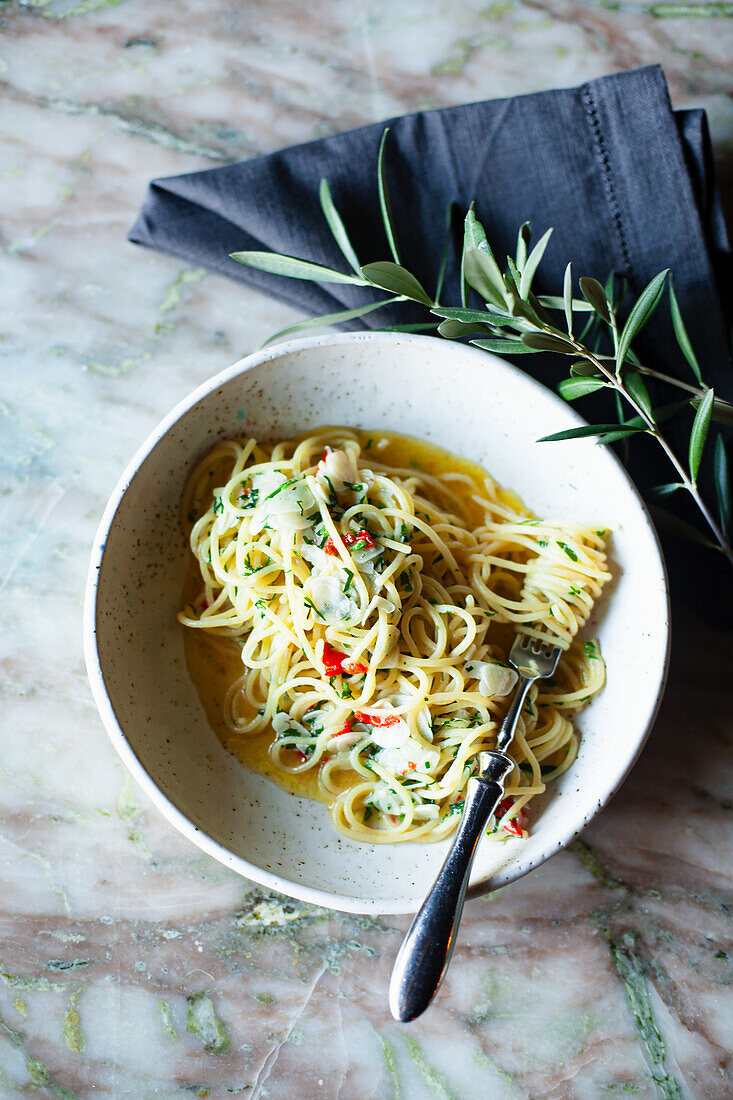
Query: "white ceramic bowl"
85 333 669 914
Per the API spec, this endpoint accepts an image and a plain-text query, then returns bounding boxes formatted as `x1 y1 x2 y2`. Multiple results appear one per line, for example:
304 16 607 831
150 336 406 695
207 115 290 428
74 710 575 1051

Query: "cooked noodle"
179 428 610 843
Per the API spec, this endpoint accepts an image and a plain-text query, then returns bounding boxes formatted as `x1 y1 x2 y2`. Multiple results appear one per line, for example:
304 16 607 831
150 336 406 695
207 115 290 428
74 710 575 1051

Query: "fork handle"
389 761 511 1022
497 673 534 752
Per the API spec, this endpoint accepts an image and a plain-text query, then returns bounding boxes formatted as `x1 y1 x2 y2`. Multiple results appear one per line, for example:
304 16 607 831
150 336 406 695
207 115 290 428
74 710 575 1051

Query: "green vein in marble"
406 1037 458 1100
44 0 129 18
608 932 682 1099
42 98 228 160
235 894 328 934
46 959 91 972
570 839 628 891
481 2 515 16
377 1034 402 1100
158 998 177 1040
648 1 732 13
85 352 152 378
85 266 208 377
318 938 377 975
0 1012 77 1098
116 775 153 857
1 969 64 992
472 1050 515 1088
186 993 231 1055
158 268 208 317
63 990 85 1053
253 992 275 1005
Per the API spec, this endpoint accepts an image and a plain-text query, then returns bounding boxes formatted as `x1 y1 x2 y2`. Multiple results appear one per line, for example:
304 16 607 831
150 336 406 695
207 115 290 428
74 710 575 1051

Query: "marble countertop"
2 1 732 1096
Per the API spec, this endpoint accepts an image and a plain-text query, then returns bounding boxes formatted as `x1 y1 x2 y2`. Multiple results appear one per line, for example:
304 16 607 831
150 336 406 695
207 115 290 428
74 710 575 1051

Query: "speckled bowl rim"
84 332 670 914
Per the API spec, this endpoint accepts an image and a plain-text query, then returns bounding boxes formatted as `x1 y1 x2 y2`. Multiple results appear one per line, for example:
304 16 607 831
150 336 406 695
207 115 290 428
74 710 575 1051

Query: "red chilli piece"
323 538 338 556
342 660 368 675
334 719 352 737
354 711 400 727
322 642 347 677
293 749 308 764
498 799 526 837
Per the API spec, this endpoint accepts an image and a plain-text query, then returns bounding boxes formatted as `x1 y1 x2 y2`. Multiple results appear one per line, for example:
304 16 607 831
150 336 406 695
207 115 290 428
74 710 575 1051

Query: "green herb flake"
303 597 325 620
583 641 598 659
557 540 579 562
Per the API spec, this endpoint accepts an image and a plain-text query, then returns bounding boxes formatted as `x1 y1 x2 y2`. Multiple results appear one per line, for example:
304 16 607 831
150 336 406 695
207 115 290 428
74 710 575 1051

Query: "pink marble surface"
1 1 732 1096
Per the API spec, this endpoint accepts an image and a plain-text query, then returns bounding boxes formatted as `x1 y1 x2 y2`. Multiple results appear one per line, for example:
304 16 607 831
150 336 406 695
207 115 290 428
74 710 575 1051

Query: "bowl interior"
89 333 668 913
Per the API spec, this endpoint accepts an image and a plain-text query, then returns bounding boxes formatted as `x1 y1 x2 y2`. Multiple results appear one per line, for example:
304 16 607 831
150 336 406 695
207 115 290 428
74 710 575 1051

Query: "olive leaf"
625 372 653 418
652 483 685 497
377 128 400 264
521 332 576 354
649 506 720 551
538 423 644 443
318 178 362 276
714 435 731 533
261 297 400 347
438 318 490 339
461 204 490 307
360 262 433 306
669 276 702 383
464 249 507 310
431 305 511 326
537 295 593 313
518 227 552 299
558 377 606 400
471 338 540 355
563 262 573 337
230 250 366 285
579 277 611 324
615 269 669 372
691 394 733 427
516 221 531 270
689 387 714 483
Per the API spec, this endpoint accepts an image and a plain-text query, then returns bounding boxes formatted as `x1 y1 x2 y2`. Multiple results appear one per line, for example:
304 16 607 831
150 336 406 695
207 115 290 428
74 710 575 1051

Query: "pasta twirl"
179 428 610 843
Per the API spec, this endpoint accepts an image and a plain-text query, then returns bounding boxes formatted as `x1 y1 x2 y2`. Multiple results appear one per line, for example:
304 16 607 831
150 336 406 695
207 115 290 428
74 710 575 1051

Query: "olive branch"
231 128 733 566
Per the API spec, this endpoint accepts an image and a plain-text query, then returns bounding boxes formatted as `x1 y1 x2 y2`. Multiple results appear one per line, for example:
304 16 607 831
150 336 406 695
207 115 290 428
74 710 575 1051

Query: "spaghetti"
179 428 610 843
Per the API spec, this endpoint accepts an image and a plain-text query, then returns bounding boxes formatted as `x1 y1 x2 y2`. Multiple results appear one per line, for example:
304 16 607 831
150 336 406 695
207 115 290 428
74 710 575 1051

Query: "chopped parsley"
557 541 579 562
583 641 599 659
303 597 325 620
213 495 224 514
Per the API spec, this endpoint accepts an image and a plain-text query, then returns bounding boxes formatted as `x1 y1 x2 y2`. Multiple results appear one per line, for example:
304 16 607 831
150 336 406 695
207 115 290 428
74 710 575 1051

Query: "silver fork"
389 633 562 1022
